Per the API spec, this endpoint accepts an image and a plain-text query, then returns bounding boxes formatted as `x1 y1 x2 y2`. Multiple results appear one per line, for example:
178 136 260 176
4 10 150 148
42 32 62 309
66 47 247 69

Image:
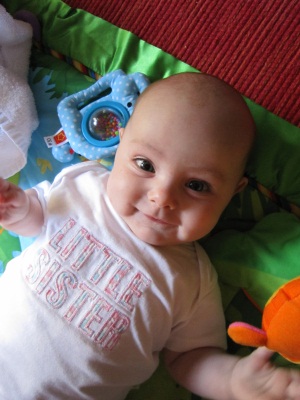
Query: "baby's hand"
231 347 300 400
0 178 29 229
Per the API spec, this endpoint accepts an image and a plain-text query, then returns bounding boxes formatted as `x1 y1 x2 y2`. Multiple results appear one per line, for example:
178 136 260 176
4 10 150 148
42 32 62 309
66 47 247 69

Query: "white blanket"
0 5 38 179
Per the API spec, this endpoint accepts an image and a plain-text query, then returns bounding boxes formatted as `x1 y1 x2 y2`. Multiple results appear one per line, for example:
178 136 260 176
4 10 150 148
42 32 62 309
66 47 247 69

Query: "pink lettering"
71 236 103 271
22 218 151 350
119 272 150 312
94 310 130 350
46 270 78 308
79 297 111 339
24 248 50 285
49 218 76 253
64 283 97 322
36 259 61 294
60 227 87 260
89 248 115 284
104 262 132 299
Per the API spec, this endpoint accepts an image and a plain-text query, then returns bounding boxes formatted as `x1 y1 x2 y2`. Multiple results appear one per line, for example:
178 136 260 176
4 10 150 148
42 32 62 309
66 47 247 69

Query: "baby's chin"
127 224 184 247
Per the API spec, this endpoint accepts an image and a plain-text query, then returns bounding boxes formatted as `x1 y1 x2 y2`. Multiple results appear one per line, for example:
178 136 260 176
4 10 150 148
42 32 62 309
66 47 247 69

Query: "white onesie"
0 161 226 400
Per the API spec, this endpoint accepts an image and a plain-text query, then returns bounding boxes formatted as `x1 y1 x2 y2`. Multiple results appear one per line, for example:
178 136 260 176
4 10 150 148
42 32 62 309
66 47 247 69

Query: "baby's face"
107 93 247 246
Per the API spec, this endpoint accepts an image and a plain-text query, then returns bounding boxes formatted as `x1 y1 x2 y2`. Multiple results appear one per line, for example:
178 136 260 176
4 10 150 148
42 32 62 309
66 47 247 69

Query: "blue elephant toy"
52 69 150 163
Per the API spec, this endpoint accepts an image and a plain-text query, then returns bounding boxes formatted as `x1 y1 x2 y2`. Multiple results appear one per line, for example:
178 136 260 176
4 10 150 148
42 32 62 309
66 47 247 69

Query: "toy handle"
58 69 125 115
129 72 150 95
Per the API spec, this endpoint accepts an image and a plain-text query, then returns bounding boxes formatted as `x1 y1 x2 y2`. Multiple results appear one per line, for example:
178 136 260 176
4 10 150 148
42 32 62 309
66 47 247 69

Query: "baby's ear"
119 128 125 139
234 176 248 194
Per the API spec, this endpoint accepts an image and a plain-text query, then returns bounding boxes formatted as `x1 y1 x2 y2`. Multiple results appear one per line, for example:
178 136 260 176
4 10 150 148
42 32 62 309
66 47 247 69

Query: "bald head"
132 72 256 169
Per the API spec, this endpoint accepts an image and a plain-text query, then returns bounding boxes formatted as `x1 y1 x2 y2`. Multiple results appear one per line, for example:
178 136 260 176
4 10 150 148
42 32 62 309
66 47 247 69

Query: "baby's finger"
0 177 9 190
248 347 275 369
286 369 300 400
0 179 11 201
0 180 24 208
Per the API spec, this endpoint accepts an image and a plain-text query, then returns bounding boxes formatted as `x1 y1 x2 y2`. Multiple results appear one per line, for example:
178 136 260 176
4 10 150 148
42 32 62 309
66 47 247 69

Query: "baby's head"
107 72 255 246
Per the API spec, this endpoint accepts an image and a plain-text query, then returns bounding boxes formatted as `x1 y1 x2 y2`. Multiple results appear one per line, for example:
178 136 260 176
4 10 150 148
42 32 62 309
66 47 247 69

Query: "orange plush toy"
228 277 300 363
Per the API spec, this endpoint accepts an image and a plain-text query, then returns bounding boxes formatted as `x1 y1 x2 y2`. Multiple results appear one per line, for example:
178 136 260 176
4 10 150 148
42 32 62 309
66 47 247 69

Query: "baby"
0 72 299 400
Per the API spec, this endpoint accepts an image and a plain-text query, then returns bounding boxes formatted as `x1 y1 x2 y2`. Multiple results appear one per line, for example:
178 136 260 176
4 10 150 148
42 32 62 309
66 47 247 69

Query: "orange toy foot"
228 277 300 363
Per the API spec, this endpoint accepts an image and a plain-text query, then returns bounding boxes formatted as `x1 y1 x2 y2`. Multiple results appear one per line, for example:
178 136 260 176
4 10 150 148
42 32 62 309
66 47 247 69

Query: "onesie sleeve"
165 243 227 353
31 162 107 231
32 180 52 231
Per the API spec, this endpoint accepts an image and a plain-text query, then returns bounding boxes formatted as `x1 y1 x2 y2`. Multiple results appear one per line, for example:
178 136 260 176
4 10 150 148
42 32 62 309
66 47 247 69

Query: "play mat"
1 0 300 399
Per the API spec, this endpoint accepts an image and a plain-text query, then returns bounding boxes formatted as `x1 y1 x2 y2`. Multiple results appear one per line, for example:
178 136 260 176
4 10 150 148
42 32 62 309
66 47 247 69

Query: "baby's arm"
164 346 300 400
0 178 44 237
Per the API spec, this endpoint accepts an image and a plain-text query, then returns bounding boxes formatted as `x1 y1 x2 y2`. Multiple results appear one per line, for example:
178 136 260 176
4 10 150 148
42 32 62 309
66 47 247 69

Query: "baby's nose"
147 184 176 210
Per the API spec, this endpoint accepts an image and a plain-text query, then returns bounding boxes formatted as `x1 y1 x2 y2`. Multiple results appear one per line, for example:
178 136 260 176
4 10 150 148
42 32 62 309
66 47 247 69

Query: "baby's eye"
186 180 210 192
135 158 155 173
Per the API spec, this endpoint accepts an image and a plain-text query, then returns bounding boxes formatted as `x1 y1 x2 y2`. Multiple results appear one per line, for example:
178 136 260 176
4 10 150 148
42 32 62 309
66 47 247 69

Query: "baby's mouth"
142 212 174 226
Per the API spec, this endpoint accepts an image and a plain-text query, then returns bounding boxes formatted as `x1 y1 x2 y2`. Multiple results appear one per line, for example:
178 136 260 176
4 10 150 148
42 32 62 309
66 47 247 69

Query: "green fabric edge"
4 0 197 80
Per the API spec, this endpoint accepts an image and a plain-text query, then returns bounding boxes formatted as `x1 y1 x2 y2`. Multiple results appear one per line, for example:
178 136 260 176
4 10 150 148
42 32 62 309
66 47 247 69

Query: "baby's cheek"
182 212 212 241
